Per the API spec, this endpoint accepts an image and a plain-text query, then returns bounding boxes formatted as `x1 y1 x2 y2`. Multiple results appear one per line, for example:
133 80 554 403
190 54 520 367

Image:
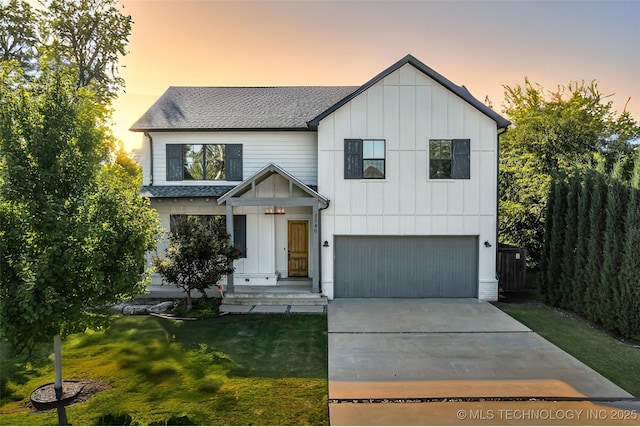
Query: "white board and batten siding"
318 63 499 300
142 131 319 186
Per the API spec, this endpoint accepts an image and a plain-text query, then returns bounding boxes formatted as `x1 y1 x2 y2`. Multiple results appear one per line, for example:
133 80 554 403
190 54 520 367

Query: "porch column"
311 203 320 293
225 203 234 293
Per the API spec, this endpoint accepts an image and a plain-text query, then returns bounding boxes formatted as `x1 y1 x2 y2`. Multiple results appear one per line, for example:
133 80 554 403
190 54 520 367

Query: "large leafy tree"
0 0 39 75
1 0 132 100
42 0 132 102
499 78 639 264
153 216 242 312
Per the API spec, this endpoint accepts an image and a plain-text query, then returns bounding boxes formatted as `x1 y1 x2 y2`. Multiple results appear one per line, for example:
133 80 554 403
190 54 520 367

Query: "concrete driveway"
328 299 637 425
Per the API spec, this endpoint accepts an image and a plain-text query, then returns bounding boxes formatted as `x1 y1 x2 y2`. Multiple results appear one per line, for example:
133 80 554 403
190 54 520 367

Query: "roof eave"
129 126 314 133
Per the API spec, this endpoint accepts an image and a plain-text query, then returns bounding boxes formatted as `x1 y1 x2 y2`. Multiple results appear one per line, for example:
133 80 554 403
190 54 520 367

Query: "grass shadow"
161 314 327 379
0 338 56 405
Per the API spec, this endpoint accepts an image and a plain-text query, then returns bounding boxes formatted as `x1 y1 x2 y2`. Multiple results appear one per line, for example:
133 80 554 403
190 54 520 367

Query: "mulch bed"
26 380 110 411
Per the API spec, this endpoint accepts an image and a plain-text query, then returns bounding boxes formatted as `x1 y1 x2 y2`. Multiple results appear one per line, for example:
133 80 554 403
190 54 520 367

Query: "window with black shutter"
165 144 243 181
166 144 184 181
429 139 470 179
344 139 385 179
225 144 243 181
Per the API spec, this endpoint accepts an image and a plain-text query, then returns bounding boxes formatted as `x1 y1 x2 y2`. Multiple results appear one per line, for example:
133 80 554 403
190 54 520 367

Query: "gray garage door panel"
334 236 478 298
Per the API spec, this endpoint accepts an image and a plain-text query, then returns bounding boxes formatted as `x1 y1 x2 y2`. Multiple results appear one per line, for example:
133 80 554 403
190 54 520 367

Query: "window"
166 144 242 181
344 139 385 179
169 214 247 258
429 139 470 179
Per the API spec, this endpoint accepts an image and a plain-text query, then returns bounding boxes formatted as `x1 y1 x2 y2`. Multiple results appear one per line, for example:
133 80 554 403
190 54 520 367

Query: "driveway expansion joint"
328 330 535 334
328 397 640 404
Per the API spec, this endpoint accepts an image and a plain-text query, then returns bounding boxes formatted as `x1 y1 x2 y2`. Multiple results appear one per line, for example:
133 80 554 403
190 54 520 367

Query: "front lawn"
495 301 640 398
0 314 328 425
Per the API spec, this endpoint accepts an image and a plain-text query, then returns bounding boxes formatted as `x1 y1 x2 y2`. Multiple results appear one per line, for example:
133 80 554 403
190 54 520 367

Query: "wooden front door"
288 220 309 277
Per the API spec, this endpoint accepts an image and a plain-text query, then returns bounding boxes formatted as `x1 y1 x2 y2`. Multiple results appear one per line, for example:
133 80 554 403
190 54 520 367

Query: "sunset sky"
105 0 640 152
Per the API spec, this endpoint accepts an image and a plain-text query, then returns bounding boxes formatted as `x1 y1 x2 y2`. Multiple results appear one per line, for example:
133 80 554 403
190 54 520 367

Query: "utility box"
497 243 527 292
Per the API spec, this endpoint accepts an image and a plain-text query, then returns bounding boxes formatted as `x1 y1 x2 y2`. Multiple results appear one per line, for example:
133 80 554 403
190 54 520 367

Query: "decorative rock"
122 305 149 315
110 302 128 314
148 301 174 313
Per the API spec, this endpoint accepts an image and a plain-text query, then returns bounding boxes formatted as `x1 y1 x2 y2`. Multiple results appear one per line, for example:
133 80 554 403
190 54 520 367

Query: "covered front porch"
217 163 329 298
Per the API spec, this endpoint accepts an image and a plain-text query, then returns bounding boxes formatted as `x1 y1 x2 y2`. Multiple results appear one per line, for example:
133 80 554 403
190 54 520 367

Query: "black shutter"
452 139 470 179
166 144 183 181
344 139 363 179
225 144 243 181
233 215 247 258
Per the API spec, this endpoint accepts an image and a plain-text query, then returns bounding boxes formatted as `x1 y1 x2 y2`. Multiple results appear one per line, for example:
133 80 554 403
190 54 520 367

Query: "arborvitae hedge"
619 159 640 338
572 169 593 312
560 171 581 310
540 156 640 340
544 171 568 306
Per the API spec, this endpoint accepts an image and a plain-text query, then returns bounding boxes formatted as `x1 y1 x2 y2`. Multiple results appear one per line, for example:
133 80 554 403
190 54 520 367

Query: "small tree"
153 216 242 311
0 64 160 425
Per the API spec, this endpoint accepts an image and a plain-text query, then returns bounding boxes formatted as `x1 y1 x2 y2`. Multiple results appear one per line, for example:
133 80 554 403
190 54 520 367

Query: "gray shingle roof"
130 86 358 131
139 185 235 198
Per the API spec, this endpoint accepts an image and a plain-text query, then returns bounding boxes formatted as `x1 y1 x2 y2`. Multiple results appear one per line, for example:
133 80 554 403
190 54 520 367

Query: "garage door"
334 236 478 298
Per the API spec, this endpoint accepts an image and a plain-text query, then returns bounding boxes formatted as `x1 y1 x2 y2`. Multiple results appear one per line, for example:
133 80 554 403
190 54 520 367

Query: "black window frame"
169 214 247 258
166 143 242 181
429 139 470 180
344 138 386 179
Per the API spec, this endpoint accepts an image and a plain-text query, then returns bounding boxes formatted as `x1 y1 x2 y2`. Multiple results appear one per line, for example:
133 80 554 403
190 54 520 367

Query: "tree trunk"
186 290 192 312
54 335 69 426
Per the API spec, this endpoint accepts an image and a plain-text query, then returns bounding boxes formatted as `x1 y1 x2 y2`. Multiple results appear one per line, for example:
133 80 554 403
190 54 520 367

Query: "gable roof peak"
308 54 511 130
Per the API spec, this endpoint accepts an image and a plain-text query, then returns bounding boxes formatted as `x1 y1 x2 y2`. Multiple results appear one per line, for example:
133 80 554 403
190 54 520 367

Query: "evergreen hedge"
540 155 640 340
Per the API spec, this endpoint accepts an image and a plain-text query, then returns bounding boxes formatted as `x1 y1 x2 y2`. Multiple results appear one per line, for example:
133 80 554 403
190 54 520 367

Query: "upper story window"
344 139 385 179
429 139 470 179
166 144 243 181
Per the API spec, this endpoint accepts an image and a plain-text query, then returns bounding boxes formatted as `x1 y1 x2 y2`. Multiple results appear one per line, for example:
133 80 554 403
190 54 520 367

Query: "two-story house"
130 54 510 301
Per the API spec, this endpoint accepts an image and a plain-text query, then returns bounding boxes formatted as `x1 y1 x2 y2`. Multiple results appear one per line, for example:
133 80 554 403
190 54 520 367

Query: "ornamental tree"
153 215 242 312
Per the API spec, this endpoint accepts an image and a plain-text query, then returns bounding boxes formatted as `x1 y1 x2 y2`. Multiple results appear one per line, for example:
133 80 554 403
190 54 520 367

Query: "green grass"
495 301 640 398
0 314 328 425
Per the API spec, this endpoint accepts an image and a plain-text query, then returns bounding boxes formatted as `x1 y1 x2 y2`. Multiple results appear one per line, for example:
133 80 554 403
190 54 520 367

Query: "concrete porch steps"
219 303 327 314
222 293 328 306
219 283 327 313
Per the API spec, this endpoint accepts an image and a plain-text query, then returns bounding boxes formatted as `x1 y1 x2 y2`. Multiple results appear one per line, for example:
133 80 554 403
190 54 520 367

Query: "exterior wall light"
484 241 492 248
265 207 285 215
323 240 330 247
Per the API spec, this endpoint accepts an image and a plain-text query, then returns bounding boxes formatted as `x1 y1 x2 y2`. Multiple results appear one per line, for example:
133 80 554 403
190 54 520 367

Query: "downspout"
318 200 330 294
496 126 508 281
145 132 154 186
